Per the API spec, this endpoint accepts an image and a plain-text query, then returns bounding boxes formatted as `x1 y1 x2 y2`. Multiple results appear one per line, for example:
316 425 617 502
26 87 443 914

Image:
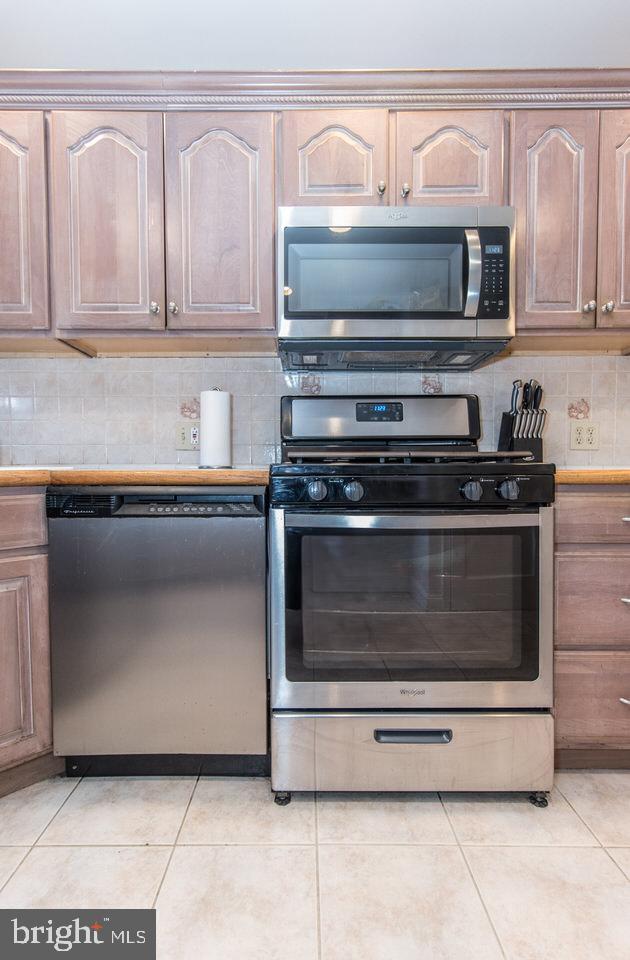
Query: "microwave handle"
464 228 482 318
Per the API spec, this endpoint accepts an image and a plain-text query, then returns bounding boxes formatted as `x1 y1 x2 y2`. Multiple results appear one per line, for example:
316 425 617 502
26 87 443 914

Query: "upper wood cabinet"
511 110 600 330
164 113 274 330
50 111 165 331
0 112 49 330
394 111 506 206
280 109 389 205
597 111 630 329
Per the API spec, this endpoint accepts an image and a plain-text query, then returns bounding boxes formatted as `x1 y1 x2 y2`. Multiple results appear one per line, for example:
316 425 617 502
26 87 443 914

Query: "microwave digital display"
485 244 503 255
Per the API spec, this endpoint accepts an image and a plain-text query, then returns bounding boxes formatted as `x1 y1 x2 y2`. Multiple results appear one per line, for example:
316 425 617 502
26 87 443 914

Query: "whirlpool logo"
400 688 426 696
0 909 155 957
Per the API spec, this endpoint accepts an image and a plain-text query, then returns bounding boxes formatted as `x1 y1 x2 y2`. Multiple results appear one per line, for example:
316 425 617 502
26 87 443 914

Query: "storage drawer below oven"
271 711 554 792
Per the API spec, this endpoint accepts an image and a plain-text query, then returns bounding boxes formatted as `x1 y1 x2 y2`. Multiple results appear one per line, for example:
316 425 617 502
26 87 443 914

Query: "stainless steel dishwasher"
47 485 267 775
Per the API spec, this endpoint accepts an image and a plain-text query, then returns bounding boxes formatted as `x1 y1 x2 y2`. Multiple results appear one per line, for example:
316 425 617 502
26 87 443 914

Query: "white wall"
1 0 629 71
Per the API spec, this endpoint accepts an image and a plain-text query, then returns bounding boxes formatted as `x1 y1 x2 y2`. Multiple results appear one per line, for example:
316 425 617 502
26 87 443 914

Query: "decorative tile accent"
179 397 200 419
421 373 443 395
299 373 322 395
568 397 591 420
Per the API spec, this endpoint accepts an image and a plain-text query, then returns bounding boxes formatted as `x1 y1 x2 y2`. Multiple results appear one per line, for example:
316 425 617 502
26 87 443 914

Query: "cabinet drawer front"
556 492 630 543
555 553 630 647
0 494 46 550
555 652 630 748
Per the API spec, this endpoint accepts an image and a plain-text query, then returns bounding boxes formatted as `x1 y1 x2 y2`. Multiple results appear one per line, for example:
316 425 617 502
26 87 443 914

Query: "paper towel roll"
199 389 232 468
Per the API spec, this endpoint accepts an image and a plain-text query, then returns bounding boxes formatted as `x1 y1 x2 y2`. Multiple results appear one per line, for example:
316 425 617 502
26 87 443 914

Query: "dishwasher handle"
374 728 453 745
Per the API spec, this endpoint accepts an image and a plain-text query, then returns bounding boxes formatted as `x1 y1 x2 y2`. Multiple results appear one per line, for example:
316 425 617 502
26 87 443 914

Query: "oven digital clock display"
356 402 403 422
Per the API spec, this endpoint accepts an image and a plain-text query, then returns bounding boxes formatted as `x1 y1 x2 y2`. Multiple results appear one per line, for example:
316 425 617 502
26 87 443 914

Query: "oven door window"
284 227 467 319
284 526 539 682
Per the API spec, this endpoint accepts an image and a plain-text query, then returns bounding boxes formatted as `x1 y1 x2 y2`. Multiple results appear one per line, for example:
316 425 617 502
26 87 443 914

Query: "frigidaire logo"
0 909 156 958
400 688 426 696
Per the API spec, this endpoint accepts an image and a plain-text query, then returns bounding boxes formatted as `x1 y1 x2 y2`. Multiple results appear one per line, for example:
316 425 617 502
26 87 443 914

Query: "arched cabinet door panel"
394 110 506 206
511 110 599 330
280 110 389 205
0 112 48 330
597 111 630 329
165 112 274 330
51 111 165 331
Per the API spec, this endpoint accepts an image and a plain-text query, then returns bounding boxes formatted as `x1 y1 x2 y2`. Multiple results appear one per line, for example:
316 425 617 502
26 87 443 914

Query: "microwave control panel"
477 227 511 319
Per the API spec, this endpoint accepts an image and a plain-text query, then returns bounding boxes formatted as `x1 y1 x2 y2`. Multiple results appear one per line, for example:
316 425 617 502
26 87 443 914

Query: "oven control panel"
270 471 554 507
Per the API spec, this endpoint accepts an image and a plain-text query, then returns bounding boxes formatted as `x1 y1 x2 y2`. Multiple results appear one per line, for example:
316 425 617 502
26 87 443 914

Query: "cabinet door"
511 110 599 329
597 110 630 328
50 111 165 331
555 651 630 749
0 112 48 330
0 554 51 770
555 552 630 648
165 113 274 330
280 109 389 205
394 110 505 206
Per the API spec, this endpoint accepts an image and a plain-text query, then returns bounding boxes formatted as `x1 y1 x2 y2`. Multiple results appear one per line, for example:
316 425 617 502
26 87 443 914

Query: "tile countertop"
0 466 270 486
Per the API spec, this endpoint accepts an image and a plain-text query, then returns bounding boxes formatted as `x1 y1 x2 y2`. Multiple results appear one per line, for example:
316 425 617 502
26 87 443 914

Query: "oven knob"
343 480 365 502
497 479 520 501
461 480 483 502
306 479 328 502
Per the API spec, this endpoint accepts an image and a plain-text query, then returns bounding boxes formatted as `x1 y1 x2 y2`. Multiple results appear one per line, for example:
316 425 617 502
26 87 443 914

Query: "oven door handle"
464 228 482 318
375 729 453 745
283 513 541 530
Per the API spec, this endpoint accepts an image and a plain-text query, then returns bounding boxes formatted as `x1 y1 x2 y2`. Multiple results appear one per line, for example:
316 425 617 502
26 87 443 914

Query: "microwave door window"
286 242 464 316
284 528 539 683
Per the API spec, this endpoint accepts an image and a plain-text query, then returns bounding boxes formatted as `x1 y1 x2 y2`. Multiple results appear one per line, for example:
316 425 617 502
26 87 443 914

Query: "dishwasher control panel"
46 486 266 518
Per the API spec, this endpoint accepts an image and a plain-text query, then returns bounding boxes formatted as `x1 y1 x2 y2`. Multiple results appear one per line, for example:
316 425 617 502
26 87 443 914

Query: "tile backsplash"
1 354 629 467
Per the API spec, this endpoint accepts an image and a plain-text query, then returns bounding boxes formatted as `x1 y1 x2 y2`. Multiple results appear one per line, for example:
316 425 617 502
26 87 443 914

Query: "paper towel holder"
199 386 232 470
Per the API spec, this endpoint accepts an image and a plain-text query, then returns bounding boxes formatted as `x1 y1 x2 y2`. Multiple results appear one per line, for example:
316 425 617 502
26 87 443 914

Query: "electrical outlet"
176 420 200 451
570 420 599 450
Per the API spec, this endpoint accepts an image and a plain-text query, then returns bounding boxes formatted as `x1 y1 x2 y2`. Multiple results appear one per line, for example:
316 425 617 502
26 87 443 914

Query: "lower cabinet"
554 486 630 763
0 492 52 774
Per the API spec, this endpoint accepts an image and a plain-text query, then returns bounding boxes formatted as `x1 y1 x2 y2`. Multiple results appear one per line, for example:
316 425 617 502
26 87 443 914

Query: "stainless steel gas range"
269 394 555 805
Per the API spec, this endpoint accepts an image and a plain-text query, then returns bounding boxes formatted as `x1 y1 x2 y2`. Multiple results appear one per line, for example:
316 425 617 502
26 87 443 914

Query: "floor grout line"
0 774 83 895
314 794 323 960
553 778 606 849
438 791 508 960
150 774 199 910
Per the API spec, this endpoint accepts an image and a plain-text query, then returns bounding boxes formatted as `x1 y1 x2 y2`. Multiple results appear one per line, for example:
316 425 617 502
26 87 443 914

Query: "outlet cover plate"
570 420 599 450
176 420 200 451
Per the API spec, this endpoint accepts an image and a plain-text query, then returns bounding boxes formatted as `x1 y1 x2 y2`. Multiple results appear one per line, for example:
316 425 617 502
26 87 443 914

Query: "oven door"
279 223 482 340
270 507 553 710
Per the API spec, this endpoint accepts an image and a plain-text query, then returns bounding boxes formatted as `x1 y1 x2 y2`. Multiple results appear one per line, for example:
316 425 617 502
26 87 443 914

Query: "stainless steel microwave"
277 205 515 372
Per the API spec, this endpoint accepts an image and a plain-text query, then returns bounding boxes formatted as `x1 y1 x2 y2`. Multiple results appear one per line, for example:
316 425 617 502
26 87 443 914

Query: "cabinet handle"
377 180 387 196
621 698 630 706
149 301 160 315
400 182 411 198
602 300 615 313
621 598 630 604
168 300 180 315
583 300 597 313
623 517 630 522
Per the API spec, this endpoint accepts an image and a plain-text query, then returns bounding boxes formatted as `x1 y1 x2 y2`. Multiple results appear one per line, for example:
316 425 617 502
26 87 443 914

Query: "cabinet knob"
400 182 411 199
377 180 387 196
582 300 597 313
149 301 160 315
602 300 615 313
620 698 630 706
168 300 180 315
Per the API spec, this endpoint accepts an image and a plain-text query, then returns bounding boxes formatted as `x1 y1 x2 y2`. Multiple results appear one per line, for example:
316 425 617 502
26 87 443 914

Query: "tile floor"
0 772 629 959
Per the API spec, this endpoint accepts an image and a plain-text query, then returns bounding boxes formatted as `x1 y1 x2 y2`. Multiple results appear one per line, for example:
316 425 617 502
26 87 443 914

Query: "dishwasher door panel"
49 516 267 755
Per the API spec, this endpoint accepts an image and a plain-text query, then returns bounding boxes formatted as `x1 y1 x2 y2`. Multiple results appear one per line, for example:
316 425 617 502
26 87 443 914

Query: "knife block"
497 412 544 461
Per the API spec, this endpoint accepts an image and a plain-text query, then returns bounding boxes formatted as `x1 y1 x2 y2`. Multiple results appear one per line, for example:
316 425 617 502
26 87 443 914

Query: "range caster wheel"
528 791 549 808
274 791 292 806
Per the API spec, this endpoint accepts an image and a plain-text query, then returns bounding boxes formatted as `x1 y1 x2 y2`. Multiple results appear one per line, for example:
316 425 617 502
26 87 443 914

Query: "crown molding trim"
1 69 630 110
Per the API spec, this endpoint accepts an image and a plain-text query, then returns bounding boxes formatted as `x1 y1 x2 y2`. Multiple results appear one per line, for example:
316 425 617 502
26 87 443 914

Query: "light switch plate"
176 421 200 450
570 420 599 450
